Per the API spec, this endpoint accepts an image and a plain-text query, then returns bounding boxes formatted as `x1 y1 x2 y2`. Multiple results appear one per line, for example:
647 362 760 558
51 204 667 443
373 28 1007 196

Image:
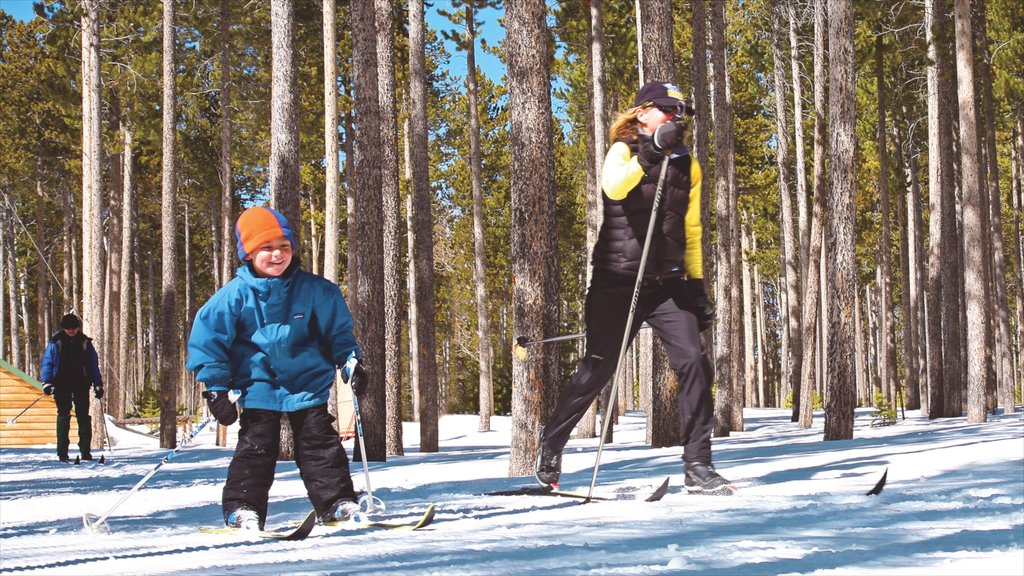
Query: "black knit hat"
61 313 82 329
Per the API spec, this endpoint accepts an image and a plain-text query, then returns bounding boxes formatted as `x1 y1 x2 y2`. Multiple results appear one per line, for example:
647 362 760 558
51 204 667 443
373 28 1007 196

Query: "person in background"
186 206 369 530
535 81 730 495
40 313 103 462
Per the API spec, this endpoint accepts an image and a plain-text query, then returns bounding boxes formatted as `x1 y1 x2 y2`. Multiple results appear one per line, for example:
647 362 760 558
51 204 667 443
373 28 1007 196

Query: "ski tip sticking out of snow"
645 477 671 502
866 467 888 496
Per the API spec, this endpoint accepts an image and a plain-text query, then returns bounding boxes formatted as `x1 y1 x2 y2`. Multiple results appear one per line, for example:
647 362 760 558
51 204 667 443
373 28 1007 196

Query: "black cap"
61 314 82 329
634 81 695 116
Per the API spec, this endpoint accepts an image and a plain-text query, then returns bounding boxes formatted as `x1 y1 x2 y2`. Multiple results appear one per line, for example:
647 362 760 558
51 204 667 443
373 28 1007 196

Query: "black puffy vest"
591 138 692 280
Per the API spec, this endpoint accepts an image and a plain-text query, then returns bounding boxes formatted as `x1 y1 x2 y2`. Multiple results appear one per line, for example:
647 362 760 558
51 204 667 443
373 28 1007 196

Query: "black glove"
93 385 104 400
686 279 715 333
652 121 683 152
637 133 664 171
43 382 55 396
203 390 238 426
348 360 368 397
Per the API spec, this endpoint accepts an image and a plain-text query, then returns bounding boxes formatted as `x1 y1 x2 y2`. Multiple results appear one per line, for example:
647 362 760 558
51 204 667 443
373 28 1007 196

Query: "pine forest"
0 0 1021 470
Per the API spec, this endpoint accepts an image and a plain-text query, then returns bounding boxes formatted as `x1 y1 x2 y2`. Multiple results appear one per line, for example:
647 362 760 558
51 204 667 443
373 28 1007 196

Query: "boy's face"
248 236 293 278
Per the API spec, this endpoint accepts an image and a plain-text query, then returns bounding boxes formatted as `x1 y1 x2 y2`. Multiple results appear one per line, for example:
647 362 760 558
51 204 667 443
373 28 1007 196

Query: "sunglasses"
654 104 682 116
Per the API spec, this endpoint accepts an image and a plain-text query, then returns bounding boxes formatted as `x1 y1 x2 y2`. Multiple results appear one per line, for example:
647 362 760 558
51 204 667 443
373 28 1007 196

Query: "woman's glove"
652 121 683 152
203 390 238 426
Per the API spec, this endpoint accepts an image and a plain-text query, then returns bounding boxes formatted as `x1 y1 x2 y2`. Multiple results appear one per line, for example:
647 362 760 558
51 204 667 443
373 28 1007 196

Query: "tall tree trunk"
639 0 680 446
320 0 340 448
797 0 827 428
465 3 495 433
1012 119 1024 404
506 0 560 476
977 0 1014 414
350 0 387 461
407 0 440 452
116 124 134 425
875 30 897 406
892 120 921 411
105 95 122 421
824 0 856 441
158 0 179 449
270 0 302 459
323 0 340 286
741 223 755 408
269 0 301 232
80 0 104 446
925 0 954 418
219 0 233 289
952 0 988 423
374 0 403 457
772 0 802 422
710 0 737 437
788 0 809 281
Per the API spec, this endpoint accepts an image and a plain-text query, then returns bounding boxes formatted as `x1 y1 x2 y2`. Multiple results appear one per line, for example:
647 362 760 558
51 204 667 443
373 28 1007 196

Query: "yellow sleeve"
601 141 645 200
684 158 704 280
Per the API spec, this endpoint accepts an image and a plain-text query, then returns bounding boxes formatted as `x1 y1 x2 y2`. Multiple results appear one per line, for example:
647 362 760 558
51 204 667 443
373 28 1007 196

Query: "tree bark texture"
270 0 301 232
373 0 404 457
505 0 560 477
952 0 988 424
824 0 856 441
350 0 387 460
159 0 180 449
407 0 440 452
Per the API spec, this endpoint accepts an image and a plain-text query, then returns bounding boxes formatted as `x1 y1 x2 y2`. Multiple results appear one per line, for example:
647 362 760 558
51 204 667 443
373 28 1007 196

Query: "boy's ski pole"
7 392 47 425
583 154 670 504
342 353 384 514
83 391 238 532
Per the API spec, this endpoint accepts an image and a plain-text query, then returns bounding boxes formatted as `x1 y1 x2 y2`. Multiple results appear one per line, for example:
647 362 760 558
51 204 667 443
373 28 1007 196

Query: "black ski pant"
542 269 716 464
222 403 356 526
54 385 92 458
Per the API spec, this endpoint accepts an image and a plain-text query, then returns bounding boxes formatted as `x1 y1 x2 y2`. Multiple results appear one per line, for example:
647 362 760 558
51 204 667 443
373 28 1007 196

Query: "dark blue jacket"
186 261 361 412
39 331 103 387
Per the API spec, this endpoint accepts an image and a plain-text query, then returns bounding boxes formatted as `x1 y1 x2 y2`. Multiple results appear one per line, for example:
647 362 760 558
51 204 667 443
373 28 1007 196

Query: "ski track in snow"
1 408 1022 575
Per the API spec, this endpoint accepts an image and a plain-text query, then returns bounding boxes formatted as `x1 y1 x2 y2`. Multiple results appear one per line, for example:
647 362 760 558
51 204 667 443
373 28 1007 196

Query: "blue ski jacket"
186 261 361 412
39 331 103 387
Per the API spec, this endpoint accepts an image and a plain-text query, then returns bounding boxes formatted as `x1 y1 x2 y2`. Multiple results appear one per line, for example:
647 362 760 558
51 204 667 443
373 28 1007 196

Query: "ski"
73 455 106 465
645 476 671 502
486 486 610 500
200 508 318 541
488 477 670 502
318 503 437 530
866 467 888 495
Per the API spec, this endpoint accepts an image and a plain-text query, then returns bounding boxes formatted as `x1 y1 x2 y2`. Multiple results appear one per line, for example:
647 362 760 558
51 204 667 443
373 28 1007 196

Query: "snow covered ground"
1 406 1021 575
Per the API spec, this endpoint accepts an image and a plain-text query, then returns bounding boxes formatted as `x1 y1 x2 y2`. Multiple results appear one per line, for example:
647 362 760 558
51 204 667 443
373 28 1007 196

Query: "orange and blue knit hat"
234 206 296 260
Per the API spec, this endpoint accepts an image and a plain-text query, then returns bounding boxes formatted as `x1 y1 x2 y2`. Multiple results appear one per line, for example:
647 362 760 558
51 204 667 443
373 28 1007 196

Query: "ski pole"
99 395 113 459
342 353 384 515
7 392 47 425
582 154 670 504
513 325 653 360
83 391 238 532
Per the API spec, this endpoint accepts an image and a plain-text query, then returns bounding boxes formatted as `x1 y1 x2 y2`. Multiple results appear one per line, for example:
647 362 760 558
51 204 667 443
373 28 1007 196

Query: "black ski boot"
534 428 562 489
683 462 734 495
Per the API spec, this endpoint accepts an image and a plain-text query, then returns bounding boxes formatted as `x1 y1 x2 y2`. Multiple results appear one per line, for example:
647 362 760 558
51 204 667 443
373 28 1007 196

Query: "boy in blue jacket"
187 206 368 530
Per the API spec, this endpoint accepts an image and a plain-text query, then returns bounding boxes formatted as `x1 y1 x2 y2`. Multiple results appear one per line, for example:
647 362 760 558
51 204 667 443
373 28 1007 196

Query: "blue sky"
0 0 36 21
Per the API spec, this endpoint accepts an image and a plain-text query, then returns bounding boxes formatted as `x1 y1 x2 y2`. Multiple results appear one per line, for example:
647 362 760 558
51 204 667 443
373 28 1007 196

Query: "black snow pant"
542 268 716 464
54 385 92 459
222 403 355 527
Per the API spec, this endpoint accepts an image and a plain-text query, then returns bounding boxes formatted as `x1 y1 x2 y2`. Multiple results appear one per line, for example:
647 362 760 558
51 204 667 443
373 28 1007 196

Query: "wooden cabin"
0 358 78 447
